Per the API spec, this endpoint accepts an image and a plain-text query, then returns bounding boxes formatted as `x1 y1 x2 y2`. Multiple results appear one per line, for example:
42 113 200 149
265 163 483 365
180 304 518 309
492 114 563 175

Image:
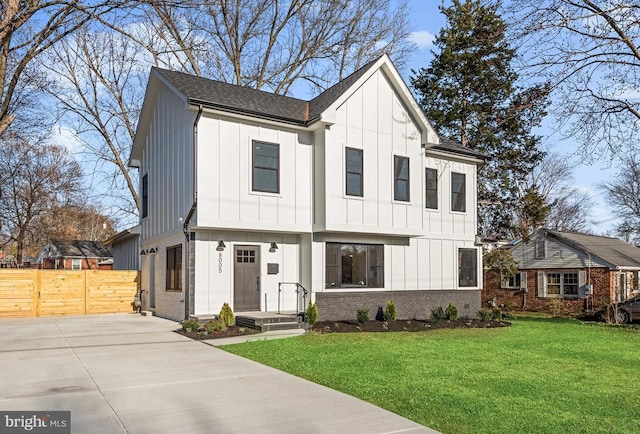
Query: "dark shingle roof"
154 68 309 125
547 230 640 268
52 240 112 258
430 137 488 160
153 58 381 126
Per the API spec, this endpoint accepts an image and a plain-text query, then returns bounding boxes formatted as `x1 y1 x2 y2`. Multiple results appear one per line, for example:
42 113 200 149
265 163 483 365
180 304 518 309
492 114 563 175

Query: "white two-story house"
129 55 486 322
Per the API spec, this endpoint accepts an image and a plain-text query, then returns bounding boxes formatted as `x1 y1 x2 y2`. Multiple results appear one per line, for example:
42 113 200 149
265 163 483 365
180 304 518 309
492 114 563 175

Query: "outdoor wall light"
216 241 226 252
269 242 278 253
140 250 147 256
148 247 157 254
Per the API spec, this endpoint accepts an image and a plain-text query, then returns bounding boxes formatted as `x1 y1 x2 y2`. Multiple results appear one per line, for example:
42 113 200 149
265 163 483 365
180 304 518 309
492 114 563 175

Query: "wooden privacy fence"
0 269 140 318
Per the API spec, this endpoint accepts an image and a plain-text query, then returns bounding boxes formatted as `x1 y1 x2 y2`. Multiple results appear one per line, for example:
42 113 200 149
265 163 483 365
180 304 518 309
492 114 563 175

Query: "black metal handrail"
277 282 308 316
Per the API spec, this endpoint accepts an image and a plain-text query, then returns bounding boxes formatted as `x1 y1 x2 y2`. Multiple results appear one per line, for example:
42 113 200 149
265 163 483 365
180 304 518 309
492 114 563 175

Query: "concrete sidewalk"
0 314 438 433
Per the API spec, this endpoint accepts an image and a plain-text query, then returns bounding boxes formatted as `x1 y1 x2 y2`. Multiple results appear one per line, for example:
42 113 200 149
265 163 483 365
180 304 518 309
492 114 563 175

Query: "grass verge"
222 316 640 433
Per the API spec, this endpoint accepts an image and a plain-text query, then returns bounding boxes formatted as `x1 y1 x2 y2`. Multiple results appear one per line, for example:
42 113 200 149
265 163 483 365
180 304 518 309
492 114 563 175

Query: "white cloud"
409 30 435 49
49 125 85 156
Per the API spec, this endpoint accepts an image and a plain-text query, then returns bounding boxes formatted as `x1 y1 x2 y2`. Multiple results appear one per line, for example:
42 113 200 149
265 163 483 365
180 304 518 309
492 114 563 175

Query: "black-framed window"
325 243 383 288
345 147 363 197
252 141 279 193
166 245 183 291
142 174 148 218
451 172 466 212
458 248 477 287
394 155 410 202
425 168 438 209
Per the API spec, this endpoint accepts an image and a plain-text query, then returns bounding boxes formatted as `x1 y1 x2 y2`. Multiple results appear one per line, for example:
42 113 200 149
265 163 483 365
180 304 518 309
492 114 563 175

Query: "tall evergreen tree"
412 0 549 238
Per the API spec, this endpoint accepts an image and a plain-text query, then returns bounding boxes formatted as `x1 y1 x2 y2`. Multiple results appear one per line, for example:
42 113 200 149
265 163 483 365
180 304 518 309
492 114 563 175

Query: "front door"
234 246 261 311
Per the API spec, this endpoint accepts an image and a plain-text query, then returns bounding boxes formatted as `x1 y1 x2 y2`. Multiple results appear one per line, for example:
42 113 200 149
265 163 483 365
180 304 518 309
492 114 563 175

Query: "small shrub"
383 300 397 321
548 299 562 317
491 307 503 320
238 327 246 334
445 302 459 320
357 308 369 324
382 321 389 330
477 308 491 321
306 301 319 326
181 318 200 333
204 319 227 333
430 306 445 322
219 302 235 327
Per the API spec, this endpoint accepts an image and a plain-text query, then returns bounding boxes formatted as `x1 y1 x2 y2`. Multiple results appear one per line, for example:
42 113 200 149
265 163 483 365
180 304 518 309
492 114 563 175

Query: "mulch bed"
311 318 511 333
175 319 511 340
175 325 260 340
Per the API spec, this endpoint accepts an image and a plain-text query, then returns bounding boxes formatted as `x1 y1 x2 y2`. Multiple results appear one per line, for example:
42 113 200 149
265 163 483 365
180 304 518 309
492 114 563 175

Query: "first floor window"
326 243 383 288
166 245 183 291
71 259 82 270
502 272 522 289
252 141 279 193
545 272 578 297
458 248 477 287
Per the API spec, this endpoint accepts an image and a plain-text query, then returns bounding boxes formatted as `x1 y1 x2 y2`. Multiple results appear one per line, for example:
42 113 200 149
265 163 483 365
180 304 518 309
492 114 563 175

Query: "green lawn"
222 316 640 434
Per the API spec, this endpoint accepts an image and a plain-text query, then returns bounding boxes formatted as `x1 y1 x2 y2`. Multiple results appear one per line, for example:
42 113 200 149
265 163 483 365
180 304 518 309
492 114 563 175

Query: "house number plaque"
218 252 223 273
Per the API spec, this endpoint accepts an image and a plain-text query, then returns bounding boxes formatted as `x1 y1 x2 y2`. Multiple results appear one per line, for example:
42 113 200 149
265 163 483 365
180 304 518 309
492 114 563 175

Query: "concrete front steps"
235 311 306 332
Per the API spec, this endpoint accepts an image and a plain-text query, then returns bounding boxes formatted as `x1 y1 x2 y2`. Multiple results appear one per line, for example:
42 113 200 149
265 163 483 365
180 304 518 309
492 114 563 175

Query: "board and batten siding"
321 69 424 236
140 84 195 241
423 156 478 239
111 236 140 270
510 236 610 269
196 115 312 233
193 231 301 316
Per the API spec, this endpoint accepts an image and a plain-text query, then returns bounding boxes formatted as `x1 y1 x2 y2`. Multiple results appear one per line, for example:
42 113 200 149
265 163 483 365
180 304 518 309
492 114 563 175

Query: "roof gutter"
183 104 203 320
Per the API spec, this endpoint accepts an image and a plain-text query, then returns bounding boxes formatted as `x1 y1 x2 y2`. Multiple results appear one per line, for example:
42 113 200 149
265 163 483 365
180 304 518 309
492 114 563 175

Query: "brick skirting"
315 290 481 322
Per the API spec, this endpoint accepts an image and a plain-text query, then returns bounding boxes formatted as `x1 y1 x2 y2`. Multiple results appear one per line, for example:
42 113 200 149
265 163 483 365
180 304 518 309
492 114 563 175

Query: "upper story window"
534 239 546 259
451 172 466 212
345 147 363 197
394 155 410 202
252 141 279 193
425 168 438 209
458 248 477 287
142 174 148 218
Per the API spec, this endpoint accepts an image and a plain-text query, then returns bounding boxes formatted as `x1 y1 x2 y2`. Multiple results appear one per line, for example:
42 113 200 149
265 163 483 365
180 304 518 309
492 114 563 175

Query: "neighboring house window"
451 172 466 212
166 245 183 291
345 147 363 197
252 141 279 193
534 239 546 259
537 271 584 298
425 168 438 209
545 272 578 297
142 174 148 218
394 156 410 202
325 243 383 288
502 271 527 289
458 248 477 287
71 259 82 270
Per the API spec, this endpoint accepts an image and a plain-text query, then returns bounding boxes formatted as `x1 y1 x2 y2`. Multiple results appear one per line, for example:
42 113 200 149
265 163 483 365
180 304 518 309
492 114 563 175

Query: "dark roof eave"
189 98 308 127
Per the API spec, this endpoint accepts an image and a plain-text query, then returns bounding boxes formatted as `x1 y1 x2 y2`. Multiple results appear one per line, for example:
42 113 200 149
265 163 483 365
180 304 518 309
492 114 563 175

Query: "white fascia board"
425 149 485 166
194 105 312 132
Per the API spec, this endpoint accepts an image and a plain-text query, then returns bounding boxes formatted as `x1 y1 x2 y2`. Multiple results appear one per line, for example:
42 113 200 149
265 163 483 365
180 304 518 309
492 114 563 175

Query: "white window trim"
343 144 365 200
392 153 411 203
249 139 282 197
71 258 82 270
539 271 581 298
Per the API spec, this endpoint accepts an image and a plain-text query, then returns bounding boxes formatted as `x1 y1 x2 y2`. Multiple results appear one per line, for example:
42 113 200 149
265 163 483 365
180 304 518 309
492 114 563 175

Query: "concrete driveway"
0 314 437 433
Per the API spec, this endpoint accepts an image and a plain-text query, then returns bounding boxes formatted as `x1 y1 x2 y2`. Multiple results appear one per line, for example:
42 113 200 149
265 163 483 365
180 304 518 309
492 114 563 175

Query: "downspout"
183 104 203 320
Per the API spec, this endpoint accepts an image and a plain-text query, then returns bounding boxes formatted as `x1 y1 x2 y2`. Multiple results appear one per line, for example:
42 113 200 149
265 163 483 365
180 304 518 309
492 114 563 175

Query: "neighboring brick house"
38 240 113 270
483 229 640 314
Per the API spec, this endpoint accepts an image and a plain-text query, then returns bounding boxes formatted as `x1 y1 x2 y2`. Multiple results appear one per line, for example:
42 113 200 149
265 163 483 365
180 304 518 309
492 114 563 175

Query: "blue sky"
399 0 618 235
